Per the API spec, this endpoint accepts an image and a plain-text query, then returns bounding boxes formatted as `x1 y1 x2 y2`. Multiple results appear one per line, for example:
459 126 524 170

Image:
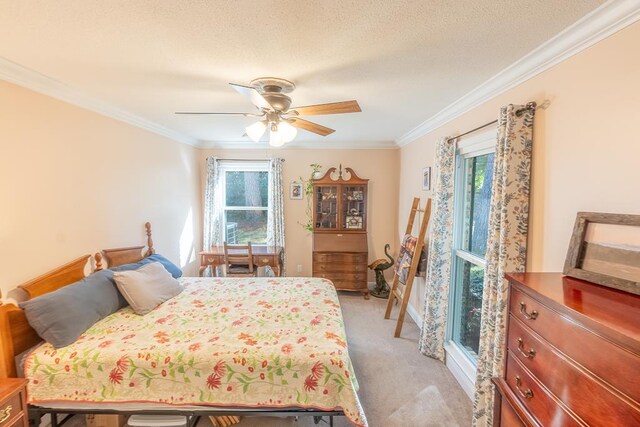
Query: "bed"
0 223 367 427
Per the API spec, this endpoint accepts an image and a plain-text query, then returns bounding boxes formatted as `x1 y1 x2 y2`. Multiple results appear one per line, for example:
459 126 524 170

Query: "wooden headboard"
0 222 155 379
95 222 155 270
0 255 90 378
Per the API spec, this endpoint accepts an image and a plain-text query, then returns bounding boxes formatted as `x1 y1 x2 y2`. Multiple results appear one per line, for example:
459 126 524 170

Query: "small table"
199 246 285 277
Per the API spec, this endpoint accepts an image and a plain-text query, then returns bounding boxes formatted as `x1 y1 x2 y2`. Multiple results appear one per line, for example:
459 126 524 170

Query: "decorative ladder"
384 197 431 337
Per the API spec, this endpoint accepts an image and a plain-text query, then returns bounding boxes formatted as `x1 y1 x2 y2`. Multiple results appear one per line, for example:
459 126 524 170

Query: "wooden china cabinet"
312 165 369 298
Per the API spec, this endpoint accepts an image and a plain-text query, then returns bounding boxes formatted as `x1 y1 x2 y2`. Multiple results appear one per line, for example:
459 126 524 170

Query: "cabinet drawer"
313 253 366 264
200 254 221 265
313 233 367 252
332 280 367 291
0 392 24 427
510 287 640 403
508 316 640 425
313 271 367 282
314 262 367 273
505 352 583 427
500 398 525 427
254 256 276 266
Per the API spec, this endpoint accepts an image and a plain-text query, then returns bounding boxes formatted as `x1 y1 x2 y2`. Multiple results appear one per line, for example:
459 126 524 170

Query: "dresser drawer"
499 398 526 427
505 352 584 427
510 287 640 403
508 315 640 425
313 252 367 264
313 271 367 282
0 392 24 427
314 262 367 273
331 280 367 291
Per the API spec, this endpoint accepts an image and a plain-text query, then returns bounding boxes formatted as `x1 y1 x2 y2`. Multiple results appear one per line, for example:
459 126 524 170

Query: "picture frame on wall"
563 212 640 296
422 166 431 191
290 182 303 200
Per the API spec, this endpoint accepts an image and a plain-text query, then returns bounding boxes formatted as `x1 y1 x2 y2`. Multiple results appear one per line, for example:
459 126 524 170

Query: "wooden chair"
384 197 431 337
223 242 257 277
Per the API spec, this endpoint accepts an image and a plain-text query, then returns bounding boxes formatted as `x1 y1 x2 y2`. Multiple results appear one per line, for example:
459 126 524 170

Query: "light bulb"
245 121 266 142
279 121 298 143
269 126 284 147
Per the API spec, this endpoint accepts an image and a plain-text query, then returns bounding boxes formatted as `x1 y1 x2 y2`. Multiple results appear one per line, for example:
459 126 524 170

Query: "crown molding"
0 57 199 147
395 0 640 147
197 139 399 150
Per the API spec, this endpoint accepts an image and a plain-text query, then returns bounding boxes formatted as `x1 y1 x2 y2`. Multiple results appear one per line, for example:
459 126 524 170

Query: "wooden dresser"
312 166 369 298
494 273 640 426
0 379 28 427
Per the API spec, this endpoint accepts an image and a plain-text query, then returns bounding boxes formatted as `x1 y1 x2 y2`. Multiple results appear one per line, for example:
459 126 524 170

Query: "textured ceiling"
0 0 604 147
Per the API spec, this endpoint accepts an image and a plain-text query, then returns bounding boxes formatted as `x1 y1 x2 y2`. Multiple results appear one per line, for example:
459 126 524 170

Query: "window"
448 130 496 366
220 161 269 244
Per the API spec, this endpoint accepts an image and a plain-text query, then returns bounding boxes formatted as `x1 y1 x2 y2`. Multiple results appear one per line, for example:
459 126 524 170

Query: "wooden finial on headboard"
145 222 155 256
95 252 103 271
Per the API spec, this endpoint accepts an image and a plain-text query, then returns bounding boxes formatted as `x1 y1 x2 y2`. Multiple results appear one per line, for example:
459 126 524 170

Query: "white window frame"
445 128 496 400
219 160 270 244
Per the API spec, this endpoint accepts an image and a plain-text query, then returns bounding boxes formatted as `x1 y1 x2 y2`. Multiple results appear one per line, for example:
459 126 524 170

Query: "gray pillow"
113 262 183 315
20 270 125 348
111 254 183 278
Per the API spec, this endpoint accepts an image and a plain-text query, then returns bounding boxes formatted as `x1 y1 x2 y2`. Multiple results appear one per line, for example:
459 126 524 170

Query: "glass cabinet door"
315 185 339 229
342 185 366 230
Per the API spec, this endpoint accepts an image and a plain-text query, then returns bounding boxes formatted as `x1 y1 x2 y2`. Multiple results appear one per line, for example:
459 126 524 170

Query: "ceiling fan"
176 77 361 147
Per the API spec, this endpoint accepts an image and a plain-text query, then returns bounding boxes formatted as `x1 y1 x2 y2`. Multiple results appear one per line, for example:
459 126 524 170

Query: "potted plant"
299 163 322 232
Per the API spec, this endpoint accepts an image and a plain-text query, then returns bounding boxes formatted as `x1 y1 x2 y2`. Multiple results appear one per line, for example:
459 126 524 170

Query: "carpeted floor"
68 292 472 427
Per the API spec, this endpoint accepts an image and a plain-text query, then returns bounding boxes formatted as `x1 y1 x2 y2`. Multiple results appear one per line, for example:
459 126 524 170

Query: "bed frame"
0 222 342 427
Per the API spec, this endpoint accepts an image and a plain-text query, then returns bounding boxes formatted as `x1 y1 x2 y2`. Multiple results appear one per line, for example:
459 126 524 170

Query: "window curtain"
202 157 223 276
267 158 285 276
472 104 534 427
418 136 456 361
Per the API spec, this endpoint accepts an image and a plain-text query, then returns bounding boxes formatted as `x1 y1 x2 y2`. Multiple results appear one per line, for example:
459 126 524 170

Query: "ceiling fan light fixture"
269 124 285 147
279 121 297 143
245 121 266 142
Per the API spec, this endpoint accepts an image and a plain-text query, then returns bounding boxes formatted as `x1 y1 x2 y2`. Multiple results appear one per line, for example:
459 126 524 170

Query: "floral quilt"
25 277 367 426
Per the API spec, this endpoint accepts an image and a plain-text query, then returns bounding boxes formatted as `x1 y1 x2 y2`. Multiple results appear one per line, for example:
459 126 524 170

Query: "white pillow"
113 262 183 315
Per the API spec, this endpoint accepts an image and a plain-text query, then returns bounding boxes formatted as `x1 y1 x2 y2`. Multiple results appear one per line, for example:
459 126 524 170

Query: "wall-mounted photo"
564 212 640 295
290 182 303 200
422 166 431 191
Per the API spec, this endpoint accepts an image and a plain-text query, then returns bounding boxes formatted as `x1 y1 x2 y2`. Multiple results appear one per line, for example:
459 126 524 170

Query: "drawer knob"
207 258 215 263
515 376 534 400
519 302 538 320
262 258 269 263
517 337 536 359
0 405 12 424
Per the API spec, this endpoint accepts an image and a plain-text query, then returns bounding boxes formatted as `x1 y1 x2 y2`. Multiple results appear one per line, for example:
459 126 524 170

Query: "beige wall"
399 22 640 319
0 81 202 299
198 148 400 283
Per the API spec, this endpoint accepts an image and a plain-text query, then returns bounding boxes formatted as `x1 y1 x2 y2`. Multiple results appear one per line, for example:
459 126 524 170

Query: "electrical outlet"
297 264 303 273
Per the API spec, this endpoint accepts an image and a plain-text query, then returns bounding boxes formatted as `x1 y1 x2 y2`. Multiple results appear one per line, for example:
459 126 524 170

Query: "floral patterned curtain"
202 157 223 276
419 136 456 360
267 158 285 276
472 104 534 427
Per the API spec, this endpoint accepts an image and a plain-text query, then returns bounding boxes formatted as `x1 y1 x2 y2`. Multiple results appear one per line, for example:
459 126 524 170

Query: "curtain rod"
213 158 285 162
447 102 537 143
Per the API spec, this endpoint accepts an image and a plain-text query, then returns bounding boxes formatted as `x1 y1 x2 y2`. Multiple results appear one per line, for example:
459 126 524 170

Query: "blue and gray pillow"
20 254 182 348
111 254 182 278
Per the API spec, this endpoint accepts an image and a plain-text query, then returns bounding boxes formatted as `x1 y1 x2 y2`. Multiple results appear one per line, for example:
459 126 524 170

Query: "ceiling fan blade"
175 112 260 116
229 83 273 110
290 100 361 116
289 118 335 136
